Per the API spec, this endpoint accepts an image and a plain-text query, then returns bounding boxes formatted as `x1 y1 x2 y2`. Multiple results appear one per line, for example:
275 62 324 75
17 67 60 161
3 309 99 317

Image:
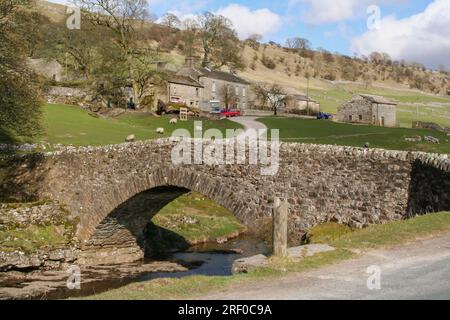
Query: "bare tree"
245 33 262 50
253 84 286 115
160 12 180 29
180 18 199 57
74 0 149 107
219 84 238 109
197 12 234 67
286 37 311 51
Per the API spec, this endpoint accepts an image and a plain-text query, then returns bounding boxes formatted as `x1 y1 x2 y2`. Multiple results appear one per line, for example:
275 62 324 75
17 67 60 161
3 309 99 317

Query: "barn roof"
290 94 316 102
359 94 397 105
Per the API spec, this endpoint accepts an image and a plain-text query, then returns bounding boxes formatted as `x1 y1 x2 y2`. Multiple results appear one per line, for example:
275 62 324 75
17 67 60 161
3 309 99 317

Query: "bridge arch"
76 168 263 265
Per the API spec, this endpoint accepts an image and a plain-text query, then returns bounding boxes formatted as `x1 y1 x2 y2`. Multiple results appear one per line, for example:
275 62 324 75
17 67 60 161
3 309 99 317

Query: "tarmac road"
200 234 450 300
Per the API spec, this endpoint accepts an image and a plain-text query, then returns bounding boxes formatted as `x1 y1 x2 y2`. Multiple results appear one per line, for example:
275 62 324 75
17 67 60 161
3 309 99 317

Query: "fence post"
272 197 288 257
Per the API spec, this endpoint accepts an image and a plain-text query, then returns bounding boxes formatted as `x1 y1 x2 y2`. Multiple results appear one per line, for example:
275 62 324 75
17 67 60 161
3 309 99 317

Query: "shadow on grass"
144 221 190 257
0 128 17 146
0 127 45 202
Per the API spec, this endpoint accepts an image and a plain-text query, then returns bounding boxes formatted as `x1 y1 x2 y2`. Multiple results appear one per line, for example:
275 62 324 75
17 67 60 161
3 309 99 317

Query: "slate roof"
168 74 203 88
359 94 397 105
196 67 250 85
177 67 250 85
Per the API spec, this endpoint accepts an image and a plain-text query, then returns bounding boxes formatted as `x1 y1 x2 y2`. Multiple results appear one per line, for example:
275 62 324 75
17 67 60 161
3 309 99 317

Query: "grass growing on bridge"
81 212 450 300
258 117 450 154
0 225 68 253
27 104 243 147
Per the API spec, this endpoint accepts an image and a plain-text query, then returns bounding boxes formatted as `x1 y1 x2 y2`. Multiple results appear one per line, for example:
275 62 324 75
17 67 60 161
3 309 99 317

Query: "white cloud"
215 4 282 40
351 0 450 69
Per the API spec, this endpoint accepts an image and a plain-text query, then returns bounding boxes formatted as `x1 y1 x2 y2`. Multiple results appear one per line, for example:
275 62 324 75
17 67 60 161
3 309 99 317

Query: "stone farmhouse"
167 59 250 112
337 94 398 127
167 74 204 108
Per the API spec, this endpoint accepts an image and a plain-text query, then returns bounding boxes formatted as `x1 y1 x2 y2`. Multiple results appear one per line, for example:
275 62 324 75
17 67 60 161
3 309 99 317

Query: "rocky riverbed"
0 235 270 300
0 260 187 300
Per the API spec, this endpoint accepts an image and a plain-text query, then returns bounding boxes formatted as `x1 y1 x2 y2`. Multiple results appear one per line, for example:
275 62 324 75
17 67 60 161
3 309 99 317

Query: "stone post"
272 197 288 257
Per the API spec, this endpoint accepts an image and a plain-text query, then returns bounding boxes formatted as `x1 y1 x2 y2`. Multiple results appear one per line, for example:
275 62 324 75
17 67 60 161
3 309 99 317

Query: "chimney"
185 57 194 68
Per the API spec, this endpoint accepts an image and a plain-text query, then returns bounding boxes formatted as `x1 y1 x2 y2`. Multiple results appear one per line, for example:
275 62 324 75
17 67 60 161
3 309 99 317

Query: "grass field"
82 212 450 300
147 192 246 253
258 117 450 154
40 104 243 147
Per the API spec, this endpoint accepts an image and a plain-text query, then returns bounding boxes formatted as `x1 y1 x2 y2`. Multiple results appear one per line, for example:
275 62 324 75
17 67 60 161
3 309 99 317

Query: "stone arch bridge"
4 140 449 264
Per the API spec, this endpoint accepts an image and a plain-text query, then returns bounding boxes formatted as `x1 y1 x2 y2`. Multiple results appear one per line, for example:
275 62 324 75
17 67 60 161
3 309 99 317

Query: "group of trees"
36 3 245 109
0 0 43 142
163 12 244 71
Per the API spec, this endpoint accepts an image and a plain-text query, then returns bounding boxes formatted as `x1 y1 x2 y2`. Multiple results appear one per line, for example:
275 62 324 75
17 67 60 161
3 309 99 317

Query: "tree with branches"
286 37 311 51
0 0 43 142
219 84 238 109
74 0 149 107
197 12 243 70
160 12 181 29
253 84 286 116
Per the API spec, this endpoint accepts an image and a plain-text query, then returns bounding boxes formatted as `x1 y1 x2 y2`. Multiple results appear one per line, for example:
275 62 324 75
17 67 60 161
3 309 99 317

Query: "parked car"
210 106 221 114
221 109 241 117
317 112 332 120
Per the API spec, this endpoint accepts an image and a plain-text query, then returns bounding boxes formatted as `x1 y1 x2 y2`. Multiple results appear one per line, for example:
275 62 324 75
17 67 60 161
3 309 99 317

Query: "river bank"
0 235 270 300
0 191 258 299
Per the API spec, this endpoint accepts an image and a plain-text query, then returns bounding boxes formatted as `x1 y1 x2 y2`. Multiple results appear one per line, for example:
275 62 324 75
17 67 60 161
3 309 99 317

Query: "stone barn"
337 94 397 127
285 94 320 115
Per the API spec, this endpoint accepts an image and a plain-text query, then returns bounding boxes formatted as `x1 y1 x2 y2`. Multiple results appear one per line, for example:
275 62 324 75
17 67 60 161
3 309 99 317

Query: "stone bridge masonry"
2 140 449 265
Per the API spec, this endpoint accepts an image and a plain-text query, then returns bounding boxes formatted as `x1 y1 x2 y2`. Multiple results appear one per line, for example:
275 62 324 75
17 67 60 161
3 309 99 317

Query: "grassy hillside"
259 117 450 154
40 104 243 147
32 1 450 131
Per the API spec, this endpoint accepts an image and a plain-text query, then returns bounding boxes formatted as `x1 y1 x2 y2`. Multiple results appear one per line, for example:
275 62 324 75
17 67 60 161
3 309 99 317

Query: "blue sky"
49 0 450 69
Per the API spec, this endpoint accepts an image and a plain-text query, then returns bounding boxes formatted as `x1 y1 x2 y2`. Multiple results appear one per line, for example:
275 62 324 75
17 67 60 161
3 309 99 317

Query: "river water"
36 234 271 300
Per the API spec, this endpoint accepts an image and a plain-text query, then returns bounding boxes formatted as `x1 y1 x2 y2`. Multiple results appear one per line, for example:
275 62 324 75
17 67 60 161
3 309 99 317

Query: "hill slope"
34 1 450 128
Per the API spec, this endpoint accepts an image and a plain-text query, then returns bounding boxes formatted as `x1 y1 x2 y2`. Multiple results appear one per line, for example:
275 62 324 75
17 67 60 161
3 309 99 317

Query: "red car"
221 109 241 117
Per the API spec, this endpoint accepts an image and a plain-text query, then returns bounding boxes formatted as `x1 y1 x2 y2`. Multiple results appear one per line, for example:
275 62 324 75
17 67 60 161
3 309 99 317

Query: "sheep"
156 128 165 134
169 118 178 124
